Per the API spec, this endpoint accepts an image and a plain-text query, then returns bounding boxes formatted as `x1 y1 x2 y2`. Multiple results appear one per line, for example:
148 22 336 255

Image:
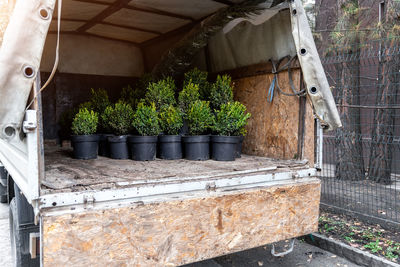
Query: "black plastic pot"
71 135 99 160
108 135 129 159
98 134 112 157
158 135 182 160
211 135 240 161
128 136 158 161
182 135 210 161
235 135 245 158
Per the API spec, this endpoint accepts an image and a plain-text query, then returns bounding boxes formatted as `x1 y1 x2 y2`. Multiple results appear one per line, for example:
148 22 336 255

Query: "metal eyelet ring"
23 65 36 78
300 48 307 56
3 125 16 138
39 8 50 20
309 86 318 94
292 9 297 15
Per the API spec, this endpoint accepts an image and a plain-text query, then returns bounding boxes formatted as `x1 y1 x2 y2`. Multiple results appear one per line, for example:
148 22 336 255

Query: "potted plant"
102 101 134 159
178 81 200 135
145 77 176 111
130 102 161 161
70 108 99 160
90 88 112 157
158 105 184 159
183 68 211 101
210 74 234 110
182 100 214 161
211 101 251 161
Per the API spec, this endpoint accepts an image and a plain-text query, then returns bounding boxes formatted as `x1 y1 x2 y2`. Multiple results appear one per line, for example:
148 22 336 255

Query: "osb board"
233 69 314 161
42 145 309 194
42 178 320 267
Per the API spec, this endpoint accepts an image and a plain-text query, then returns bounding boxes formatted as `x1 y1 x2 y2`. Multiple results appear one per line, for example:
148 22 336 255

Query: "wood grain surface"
42 178 320 267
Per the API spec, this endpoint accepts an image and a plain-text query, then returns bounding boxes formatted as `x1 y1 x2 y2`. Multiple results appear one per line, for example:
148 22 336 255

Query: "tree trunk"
367 0 399 184
334 0 365 181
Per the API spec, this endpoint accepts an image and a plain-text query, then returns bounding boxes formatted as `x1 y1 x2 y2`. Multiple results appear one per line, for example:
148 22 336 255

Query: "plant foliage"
102 102 134 136
159 105 183 135
213 101 251 136
183 68 211 100
132 102 161 136
178 81 200 114
90 88 110 113
210 74 234 110
186 100 214 136
145 77 176 110
71 108 98 135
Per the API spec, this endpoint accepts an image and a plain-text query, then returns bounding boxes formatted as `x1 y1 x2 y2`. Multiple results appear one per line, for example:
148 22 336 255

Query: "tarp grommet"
309 86 318 94
22 65 36 79
39 8 51 20
300 48 307 55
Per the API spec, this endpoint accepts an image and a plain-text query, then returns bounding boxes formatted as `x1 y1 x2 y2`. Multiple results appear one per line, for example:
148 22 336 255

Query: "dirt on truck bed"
41 145 311 194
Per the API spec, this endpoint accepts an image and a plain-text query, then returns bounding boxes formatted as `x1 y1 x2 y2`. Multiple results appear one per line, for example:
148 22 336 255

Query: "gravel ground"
0 202 358 266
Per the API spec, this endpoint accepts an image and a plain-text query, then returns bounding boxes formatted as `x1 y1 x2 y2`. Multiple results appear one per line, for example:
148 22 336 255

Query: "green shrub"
178 81 200 114
132 103 161 136
78 101 94 111
145 77 176 110
212 101 251 136
90 88 110 113
102 102 134 136
210 74 234 110
71 108 98 135
120 85 145 109
159 105 183 135
186 100 214 136
136 73 154 94
183 68 211 100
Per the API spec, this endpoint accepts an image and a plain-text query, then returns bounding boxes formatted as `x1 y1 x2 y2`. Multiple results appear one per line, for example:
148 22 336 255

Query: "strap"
267 54 306 103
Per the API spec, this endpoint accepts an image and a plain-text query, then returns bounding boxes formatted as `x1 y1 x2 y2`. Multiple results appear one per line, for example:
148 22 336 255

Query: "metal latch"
205 182 216 191
83 194 95 207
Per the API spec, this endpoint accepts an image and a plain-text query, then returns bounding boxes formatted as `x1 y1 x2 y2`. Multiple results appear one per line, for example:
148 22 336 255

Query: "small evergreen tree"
210 74 234 110
132 103 161 136
71 108 98 135
183 68 211 100
178 81 200 114
186 100 214 136
102 102 134 136
145 77 176 111
159 105 183 135
212 102 251 136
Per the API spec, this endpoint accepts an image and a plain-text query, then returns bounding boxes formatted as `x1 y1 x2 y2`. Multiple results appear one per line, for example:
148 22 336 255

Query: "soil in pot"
71 135 100 160
158 135 182 160
182 135 210 161
129 136 158 161
211 135 240 161
98 134 112 157
108 135 129 159
235 135 245 158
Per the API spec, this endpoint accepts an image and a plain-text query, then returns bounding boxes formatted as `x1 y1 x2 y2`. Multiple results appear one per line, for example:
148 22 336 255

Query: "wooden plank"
53 18 162 35
42 178 320 267
76 0 132 33
125 4 195 22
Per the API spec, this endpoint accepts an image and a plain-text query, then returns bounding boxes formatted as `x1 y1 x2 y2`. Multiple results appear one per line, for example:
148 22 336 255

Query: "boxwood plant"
183 68 211 101
178 81 200 114
71 108 98 135
212 101 251 136
132 103 161 136
145 77 176 111
159 105 183 135
186 100 214 136
210 74 234 110
102 102 134 136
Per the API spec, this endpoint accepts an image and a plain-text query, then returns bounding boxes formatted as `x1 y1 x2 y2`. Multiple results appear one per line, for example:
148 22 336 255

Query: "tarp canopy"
0 0 341 141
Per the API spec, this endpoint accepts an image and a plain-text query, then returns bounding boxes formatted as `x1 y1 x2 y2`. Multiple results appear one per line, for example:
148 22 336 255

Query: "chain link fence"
319 37 400 229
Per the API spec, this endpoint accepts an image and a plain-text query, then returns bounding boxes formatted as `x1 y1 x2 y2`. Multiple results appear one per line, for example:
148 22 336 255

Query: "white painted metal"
315 118 323 170
39 168 317 212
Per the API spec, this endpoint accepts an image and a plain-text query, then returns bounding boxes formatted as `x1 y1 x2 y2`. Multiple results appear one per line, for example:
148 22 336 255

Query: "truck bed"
41 145 311 194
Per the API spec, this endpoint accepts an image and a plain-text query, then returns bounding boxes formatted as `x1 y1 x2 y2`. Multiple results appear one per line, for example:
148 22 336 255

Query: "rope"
267 55 306 103
25 0 62 111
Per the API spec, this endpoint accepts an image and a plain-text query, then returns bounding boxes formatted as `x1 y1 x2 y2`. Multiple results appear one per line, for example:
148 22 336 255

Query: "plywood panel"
49 20 84 32
233 69 314 161
54 0 107 20
42 178 320 267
